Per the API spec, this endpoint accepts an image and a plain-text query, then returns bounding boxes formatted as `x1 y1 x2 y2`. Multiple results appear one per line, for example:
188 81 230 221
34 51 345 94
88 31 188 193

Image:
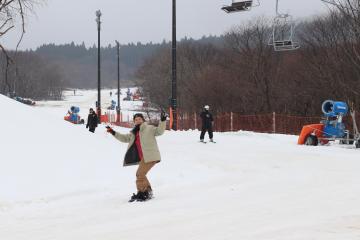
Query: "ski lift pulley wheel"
221 0 259 13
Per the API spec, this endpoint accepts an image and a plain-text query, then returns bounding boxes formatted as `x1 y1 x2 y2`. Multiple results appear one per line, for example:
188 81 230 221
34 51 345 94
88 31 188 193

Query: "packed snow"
1 90 360 240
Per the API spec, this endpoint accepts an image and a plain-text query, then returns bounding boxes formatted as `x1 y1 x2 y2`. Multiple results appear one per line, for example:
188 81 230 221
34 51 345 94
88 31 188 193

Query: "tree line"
35 41 164 88
0 51 64 100
136 3 360 116
0 36 224 101
35 37 222 89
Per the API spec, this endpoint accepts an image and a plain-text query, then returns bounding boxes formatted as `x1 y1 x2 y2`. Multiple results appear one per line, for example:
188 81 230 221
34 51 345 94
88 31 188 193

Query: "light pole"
171 0 177 130
115 40 121 123
96 10 102 123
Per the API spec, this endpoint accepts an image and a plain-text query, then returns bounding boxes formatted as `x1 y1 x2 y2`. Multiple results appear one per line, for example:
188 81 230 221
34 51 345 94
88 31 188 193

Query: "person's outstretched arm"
154 112 167 136
107 126 132 143
154 120 166 136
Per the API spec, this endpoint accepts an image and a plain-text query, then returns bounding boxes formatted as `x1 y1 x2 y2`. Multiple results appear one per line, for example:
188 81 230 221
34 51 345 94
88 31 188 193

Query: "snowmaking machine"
107 100 117 110
64 106 84 124
298 100 360 148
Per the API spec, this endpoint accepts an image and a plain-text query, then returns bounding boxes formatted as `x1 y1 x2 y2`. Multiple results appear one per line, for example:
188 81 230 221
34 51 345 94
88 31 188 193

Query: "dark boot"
136 191 149 202
129 189 153 202
128 192 139 202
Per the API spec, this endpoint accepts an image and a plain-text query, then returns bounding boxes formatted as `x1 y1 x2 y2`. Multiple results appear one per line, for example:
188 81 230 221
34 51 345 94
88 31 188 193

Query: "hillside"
1 92 360 240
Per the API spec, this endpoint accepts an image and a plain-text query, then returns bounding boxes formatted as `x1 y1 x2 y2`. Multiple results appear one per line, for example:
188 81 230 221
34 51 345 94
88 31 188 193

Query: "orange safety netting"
107 110 360 136
172 112 360 135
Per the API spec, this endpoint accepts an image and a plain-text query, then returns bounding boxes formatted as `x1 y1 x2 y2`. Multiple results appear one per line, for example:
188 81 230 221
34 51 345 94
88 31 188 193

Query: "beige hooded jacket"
113 121 166 166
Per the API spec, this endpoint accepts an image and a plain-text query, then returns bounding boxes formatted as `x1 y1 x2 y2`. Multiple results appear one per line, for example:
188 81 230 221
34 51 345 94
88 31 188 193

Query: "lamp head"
96 10 102 18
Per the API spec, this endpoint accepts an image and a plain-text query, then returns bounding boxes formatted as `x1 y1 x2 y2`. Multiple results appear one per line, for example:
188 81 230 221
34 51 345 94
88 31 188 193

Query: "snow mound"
0 94 128 201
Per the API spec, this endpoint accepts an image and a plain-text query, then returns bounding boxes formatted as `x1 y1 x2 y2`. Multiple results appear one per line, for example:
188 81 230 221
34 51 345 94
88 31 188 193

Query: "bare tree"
224 17 281 113
0 0 44 94
298 3 360 110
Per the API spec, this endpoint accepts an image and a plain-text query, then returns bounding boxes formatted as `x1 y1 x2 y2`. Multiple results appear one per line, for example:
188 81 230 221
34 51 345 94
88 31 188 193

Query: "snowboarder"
86 108 98 133
200 105 214 143
106 112 167 202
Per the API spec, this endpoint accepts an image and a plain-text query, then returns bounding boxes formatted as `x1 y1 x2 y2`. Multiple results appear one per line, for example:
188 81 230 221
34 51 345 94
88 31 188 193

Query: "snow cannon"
322 100 348 117
70 106 80 114
64 106 83 124
123 88 132 101
69 106 80 123
298 100 360 148
107 100 116 110
321 100 348 139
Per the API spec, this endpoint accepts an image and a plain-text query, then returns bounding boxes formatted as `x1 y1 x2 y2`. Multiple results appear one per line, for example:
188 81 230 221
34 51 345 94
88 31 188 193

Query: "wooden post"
272 112 276 134
194 112 197 130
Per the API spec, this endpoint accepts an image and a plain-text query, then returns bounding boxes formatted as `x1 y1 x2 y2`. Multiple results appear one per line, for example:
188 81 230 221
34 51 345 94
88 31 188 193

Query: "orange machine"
298 123 325 145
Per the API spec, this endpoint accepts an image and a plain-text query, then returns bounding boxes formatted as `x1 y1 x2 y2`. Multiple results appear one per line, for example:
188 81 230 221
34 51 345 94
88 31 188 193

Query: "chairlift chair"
268 17 300 51
268 0 300 51
272 40 300 51
221 0 259 13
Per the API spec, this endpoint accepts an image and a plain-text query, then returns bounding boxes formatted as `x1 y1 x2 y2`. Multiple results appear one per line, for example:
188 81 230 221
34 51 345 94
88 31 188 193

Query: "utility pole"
115 40 121 124
171 0 177 130
96 10 102 123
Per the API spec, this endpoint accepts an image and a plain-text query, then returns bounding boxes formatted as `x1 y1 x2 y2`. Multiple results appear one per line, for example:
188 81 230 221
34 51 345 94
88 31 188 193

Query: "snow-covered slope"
36 88 144 122
1 93 360 240
0 94 130 201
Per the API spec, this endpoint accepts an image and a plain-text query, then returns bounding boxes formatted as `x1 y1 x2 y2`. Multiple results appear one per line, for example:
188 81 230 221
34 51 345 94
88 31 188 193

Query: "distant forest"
0 35 223 100
34 36 224 89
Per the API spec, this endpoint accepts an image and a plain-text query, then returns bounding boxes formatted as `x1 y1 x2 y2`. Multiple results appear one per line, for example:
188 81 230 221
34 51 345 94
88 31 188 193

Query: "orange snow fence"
100 115 109 123
104 110 360 136
174 111 329 135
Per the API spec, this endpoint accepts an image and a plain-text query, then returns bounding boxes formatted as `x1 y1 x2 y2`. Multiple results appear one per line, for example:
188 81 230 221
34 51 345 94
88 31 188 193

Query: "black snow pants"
200 127 213 140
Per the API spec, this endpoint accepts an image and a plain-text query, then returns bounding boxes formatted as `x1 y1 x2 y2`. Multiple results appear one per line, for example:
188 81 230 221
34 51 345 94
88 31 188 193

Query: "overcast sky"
2 0 331 50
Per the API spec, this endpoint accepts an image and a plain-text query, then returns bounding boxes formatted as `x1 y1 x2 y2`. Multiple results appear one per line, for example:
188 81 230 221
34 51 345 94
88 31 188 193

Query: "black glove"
106 126 116 135
160 112 167 121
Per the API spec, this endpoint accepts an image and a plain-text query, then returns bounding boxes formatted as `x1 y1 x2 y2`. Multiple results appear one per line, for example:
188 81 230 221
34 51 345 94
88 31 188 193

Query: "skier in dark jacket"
200 105 214 142
86 108 98 133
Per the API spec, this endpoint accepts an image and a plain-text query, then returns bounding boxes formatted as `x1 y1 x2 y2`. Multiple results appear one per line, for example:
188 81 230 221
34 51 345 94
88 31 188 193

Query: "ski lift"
221 0 260 13
268 0 300 51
